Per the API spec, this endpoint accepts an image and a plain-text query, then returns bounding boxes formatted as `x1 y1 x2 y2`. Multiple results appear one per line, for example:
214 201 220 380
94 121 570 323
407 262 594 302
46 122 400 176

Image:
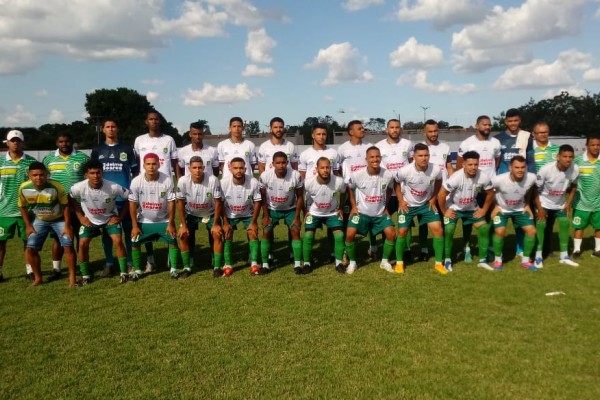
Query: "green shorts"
132 222 176 246
492 211 534 228
347 213 394 236
539 208 567 220
265 209 299 230
227 216 253 230
443 210 485 226
305 214 344 231
397 204 440 228
185 214 215 231
79 223 123 239
0 217 26 241
572 209 600 230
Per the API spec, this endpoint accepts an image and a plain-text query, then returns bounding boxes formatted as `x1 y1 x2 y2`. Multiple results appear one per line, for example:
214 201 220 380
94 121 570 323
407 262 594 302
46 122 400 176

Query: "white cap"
4 130 24 143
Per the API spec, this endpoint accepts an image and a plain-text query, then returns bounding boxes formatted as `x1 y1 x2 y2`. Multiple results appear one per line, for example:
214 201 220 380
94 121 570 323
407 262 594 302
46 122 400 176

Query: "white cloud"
245 29 276 63
557 49 592 70
584 68 600 81
452 47 532 73
452 0 585 51
397 70 476 94
305 42 373 86
35 89 48 97
146 91 159 102
396 0 486 29
151 1 230 38
343 0 385 11
4 105 36 124
48 109 65 124
242 64 274 77
492 59 573 90
389 37 443 69
183 82 261 106
141 79 164 85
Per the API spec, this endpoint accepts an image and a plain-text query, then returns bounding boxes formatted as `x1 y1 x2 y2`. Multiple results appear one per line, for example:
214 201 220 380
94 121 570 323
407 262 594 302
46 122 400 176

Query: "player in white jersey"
298 123 341 181
303 157 346 273
128 153 180 281
437 151 494 271
258 117 299 173
534 145 579 267
176 156 224 278
70 159 130 285
342 146 396 274
217 117 257 178
220 157 262 276
490 156 540 271
134 110 178 177
259 152 304 274
177 121 219 178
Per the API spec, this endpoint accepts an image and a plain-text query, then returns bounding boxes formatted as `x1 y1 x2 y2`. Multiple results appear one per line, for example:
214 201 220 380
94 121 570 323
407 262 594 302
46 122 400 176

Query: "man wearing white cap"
0 130 37 282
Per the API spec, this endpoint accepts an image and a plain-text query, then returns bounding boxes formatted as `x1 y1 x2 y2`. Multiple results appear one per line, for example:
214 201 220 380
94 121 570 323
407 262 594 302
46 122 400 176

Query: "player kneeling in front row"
129 153 180 280
437 151 494 271
491 155 540 271
342 146 396 274
18 162 77 286
395 143 446 275
534 144 579 267
71 160 130 285
303 157 346 273
259 152 304 274
176 156 224 278
221 157 262 276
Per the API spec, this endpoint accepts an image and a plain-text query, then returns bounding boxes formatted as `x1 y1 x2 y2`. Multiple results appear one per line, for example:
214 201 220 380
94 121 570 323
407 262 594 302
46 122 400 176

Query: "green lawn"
1 224 600 399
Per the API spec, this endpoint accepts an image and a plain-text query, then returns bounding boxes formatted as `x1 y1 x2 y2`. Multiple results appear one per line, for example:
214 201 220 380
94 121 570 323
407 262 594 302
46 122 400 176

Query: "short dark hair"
189 121 205 131
366 146 380 155
347 120 362 133
313 123 328 132
316 157 331 167
586 134 600 145
387 119 400 126
56 131 73 141
413 143 429 153
102 118 119 127
229 117 243 126
146 109 161 118
558 144 574 154
476 115 490 124
272 151 288 161
28 162 47 172
505 108 520 118
510 155 527 165
189 156 204 165
83 159 103 172
462 151 480 161
424 119 437 126
270 117 284 126
230 157 245 164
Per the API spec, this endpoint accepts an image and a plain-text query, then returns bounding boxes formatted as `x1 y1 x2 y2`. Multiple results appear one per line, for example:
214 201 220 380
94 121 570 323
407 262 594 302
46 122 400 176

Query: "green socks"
345 241 356 261
333 231 345 260
383 240 394 260
558 217 570 252
476 223 490 260
303 232 315 262
433 237 444 262
117 257 127 274
444 223 457 259
395 236 406 262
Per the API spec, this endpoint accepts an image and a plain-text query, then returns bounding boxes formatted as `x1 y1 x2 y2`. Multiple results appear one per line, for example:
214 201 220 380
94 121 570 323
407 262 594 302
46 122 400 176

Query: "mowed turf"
1 223 600 400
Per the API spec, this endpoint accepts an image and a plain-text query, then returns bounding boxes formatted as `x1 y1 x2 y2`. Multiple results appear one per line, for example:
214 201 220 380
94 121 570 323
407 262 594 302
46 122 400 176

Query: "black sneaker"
256 267 271 275
0 273 5 283
212 268 223 278
119 274 129 284
180 270 191 279
26 272 35 281
302 264 313 274
48 269 61 281
419 251 429 262
293 267 304 275
131 272 142 282
170 270 179 280
335 263 346 274
573 251 582 260
592 251 600 258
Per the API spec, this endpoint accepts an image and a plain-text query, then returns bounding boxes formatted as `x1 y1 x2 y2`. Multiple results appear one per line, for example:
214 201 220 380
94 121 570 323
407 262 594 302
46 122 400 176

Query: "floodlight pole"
420 106 430 124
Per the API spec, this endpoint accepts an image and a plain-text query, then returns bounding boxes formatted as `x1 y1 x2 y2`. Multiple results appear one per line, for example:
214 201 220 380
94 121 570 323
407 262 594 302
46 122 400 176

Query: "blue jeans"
26 218 73 250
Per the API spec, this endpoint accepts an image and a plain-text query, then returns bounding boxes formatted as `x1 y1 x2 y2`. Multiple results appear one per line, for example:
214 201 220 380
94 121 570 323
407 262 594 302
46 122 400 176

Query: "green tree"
245 120 260 136
364 117 385 132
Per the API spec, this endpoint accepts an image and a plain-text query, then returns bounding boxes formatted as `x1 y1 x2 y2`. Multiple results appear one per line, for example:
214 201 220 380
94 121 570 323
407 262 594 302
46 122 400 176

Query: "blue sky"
2 0 600 134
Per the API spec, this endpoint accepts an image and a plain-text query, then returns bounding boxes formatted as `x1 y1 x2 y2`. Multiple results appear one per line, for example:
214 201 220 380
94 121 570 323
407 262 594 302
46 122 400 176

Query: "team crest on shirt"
163 147 168 154
474 185 482 193
288 186 294 192
429 179 434 185
160 191 166 197
73 162 81 170
0 227 4 236
120 152 127 161
244 151 250 157
573 216 581 225
206 192 212 198
105 198 111 203
381 183 387 190
442 154 447 159
247 195 252 200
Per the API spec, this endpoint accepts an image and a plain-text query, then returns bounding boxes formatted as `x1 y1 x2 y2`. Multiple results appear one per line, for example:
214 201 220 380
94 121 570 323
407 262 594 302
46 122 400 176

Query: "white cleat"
346 264 357 275
477 262 495 271
559 257 579 267
379 262 395 273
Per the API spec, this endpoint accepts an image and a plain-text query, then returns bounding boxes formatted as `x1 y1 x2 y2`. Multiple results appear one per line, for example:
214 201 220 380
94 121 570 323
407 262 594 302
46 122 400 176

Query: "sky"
1 0 600 135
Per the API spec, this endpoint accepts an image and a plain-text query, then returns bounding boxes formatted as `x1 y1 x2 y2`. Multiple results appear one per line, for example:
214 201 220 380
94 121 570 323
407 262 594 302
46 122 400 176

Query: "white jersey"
134 133 178 176
176 174 222 217
395 162 442 207
348 168 394 217
217 139 257 178
259 168 303 211
177 144 219 177
536 161 579 210
443 169 492 212
70 179 129 225
305 175 346 217
375 138 413 173
129 172 176 223
457 135 501 180
298 146 340 182
220 175 262 219
257 139 299 171
492 172 537 213
422 141 451 182
338 141 373 183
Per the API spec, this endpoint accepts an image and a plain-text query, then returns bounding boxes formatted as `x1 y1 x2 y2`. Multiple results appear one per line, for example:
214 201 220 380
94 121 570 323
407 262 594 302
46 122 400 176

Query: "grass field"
1 223 600 399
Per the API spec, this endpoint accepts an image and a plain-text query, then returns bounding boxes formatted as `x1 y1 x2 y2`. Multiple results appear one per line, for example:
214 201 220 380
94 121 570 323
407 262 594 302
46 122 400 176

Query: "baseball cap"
4 130 24 143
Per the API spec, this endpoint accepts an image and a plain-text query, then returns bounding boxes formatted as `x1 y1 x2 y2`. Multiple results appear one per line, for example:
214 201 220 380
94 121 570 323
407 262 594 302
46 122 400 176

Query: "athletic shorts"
304 214 344 231
492 211 534 228
443 210 486 226
0 217 26 241
132 222 176 246
264 209 299 230
227 216 254 230
26 218 73 250
185 214 215 231
397 204 440 228
572 209 600 230
79 223 122 239
347 213 394 236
